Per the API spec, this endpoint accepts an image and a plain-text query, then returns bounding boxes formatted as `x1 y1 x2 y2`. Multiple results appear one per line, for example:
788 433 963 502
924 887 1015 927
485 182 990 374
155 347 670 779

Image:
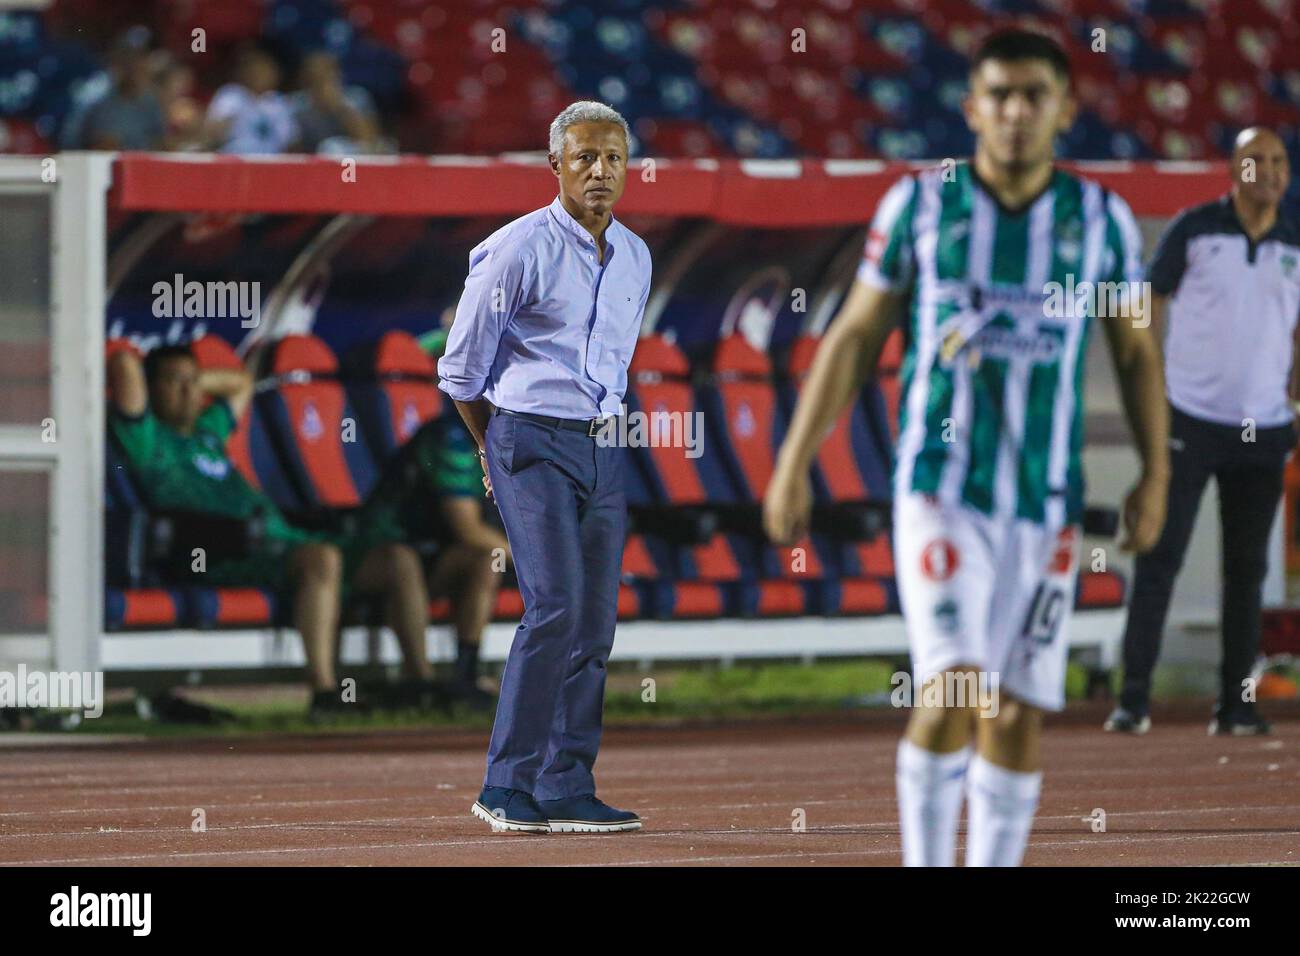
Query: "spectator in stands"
73 27 165 151
204 46 298 154
107 344 437 718
289 51 383 155
1107 126 1299 737
151 53 204 151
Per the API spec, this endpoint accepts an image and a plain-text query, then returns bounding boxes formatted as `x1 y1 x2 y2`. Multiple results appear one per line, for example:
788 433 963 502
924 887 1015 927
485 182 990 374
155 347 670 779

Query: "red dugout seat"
256 334 379 511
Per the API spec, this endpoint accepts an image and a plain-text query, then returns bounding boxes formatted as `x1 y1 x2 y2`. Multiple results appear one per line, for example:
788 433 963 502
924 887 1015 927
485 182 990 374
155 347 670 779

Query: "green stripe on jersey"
888 164 1139 527
961 355 1007 514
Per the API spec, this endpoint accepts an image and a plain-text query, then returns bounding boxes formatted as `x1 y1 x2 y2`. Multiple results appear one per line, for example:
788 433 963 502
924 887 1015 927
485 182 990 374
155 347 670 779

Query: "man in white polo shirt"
1107 127 1300 735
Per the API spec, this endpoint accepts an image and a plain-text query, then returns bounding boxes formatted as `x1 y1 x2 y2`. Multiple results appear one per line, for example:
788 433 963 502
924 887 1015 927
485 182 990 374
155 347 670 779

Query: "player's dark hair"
971 29 1071 85
144 343 196 387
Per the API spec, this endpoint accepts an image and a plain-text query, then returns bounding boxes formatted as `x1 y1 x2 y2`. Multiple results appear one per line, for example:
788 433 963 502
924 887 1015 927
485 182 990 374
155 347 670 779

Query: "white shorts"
893 491 1081 712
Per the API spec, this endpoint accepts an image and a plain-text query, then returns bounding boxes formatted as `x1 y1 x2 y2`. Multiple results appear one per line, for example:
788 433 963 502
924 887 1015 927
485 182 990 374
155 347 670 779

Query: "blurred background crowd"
0 0 1298 166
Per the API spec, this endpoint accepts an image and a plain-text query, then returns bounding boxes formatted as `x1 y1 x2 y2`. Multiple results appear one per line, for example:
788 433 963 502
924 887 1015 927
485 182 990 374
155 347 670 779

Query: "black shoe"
373 678 452 713
1208 710 1272 736
308 689 372 722
137 691 236 726
1103 706 1151 734
447 679 497 714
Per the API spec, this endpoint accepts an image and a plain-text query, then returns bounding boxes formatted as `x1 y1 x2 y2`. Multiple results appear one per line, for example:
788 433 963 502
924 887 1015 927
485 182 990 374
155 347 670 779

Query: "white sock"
895 739 971 867
965 755 1041 867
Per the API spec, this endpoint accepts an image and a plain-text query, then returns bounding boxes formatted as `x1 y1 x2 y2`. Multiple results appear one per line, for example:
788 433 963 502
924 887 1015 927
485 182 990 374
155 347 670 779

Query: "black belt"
493 405 615 437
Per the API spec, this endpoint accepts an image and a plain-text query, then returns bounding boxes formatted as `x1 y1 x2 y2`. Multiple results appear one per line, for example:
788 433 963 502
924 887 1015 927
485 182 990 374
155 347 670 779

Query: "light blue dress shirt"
438 195 653 419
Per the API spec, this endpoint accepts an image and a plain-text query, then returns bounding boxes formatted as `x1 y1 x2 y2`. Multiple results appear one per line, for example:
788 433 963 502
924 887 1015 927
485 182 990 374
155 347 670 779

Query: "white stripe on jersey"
993 191 1058 523
938 187 996 504
894 171 943 499
1044 181 1107 529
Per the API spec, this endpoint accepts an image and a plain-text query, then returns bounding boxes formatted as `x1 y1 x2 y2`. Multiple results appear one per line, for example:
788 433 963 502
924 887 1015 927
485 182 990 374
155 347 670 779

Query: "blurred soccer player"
765 30 1169 866
1108 127 1299 737
439 102 652 833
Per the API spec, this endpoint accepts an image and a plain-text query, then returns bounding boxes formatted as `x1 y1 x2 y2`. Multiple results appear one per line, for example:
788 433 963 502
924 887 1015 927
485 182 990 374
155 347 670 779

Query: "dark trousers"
1120 404 1294 717
482 409 626 801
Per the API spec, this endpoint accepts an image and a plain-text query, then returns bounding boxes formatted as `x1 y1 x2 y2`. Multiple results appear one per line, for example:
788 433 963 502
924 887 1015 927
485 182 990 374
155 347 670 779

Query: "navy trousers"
482 409 626 800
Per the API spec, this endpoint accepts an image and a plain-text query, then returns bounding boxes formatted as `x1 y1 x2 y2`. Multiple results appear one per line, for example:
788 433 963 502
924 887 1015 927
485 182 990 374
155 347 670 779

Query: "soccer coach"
1107 127 1300 736
438 102 651 832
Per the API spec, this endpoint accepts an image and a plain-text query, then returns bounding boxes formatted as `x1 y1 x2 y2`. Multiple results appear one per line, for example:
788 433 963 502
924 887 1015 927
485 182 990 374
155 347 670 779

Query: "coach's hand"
763 467 812 546
1118 472 1167 553
478 448 494 503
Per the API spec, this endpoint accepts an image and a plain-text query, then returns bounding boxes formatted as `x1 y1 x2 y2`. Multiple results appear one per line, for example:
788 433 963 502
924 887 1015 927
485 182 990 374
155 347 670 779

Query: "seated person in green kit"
358 411 512 710
107 343 437 717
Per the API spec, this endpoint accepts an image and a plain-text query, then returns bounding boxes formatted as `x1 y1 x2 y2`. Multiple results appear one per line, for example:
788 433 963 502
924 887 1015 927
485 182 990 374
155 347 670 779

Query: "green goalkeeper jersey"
109 399 315 546
857 161 1144 527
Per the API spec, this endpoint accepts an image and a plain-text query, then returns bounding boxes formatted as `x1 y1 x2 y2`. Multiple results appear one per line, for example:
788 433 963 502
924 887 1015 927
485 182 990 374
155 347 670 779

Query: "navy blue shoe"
538 794 642 833
471 786 549 833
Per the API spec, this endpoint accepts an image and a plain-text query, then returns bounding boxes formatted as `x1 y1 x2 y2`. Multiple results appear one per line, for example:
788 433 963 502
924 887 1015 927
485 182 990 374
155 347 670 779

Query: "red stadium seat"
256 334 379 511
345 330 443 464
190 334 262 491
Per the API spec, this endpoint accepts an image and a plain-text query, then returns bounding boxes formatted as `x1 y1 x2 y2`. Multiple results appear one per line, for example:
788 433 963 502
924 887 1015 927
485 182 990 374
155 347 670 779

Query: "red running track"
1 702 1297 867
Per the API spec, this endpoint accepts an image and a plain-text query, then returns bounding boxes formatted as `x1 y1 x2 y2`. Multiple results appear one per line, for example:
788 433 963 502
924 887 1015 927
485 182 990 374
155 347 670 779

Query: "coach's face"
1233 129 1290 208
964 59 1075 171
551 122 628 217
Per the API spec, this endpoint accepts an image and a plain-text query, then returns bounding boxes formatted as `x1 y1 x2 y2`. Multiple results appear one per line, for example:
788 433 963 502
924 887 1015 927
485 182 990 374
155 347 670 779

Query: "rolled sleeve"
438 239 531 402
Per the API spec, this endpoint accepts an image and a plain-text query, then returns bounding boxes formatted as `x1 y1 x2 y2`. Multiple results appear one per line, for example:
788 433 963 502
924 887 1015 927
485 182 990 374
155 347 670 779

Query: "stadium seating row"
3 0 1298 161
104 327 1126 632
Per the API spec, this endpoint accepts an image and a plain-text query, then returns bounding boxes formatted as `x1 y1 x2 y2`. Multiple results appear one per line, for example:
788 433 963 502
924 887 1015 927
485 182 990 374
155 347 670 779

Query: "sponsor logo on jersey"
921 538 959 581
969 322 1066 363
193 452 230 480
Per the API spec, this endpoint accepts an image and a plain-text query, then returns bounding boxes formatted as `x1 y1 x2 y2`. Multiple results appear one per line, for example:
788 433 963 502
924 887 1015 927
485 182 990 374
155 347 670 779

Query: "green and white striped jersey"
858 162 1143 527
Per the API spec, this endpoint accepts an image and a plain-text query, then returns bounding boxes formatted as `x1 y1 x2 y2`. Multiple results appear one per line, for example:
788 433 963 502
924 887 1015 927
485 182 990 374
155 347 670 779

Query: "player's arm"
1147 292 1169 349
199 365 255 420
106 347 161 464
1101 301 1169 553
439 497 512 559
1104 191 1171 553
764 280 905 545
441 240 531 499
107 348 148 418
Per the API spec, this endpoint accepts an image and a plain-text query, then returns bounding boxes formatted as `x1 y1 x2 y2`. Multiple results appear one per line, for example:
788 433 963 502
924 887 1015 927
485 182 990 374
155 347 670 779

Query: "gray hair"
548 101 630 158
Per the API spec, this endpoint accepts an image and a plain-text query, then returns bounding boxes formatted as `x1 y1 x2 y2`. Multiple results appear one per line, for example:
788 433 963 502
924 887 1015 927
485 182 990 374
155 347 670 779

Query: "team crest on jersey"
1055 219 1083 265
933 598 959 634
920 538 959 581
1282 253 1298 278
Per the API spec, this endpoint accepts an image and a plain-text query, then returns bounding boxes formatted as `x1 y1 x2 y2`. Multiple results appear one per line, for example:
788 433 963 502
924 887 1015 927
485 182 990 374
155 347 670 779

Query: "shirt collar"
1219 193 1288 244
549 195 617 249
